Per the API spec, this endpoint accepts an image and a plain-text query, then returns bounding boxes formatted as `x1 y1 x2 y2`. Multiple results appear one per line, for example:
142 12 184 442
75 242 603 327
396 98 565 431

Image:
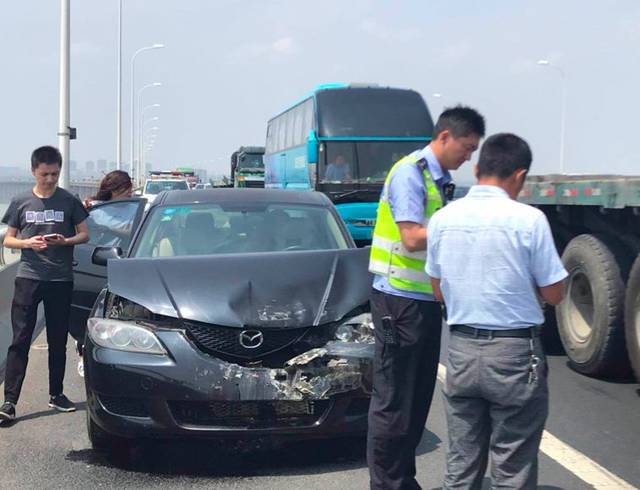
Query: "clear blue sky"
1 0 639 182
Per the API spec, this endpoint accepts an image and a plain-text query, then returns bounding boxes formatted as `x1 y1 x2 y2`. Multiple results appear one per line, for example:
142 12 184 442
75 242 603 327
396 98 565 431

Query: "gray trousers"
443 330 549 490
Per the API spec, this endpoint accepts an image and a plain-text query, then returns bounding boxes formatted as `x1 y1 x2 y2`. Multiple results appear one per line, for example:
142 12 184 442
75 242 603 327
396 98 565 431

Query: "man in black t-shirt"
0 146 89 423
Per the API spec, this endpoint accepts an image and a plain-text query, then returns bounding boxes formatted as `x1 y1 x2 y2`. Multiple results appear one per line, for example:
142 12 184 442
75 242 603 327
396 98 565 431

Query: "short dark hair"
31 146 62 170
433 106 485 139
476 133 532 180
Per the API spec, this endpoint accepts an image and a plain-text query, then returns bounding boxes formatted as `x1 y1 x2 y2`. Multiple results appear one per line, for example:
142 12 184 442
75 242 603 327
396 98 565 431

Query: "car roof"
152 188 334 207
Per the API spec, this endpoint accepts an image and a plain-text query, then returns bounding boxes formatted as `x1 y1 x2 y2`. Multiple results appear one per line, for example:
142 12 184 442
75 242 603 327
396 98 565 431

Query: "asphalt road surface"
0 329 638 489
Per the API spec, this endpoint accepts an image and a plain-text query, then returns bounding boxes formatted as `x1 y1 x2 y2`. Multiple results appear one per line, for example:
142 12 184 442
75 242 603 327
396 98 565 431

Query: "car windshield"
133 202 350 257
144 180 189 195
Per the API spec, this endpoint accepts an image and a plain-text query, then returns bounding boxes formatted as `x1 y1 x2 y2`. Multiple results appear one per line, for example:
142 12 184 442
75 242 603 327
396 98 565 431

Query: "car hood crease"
107 248 372 328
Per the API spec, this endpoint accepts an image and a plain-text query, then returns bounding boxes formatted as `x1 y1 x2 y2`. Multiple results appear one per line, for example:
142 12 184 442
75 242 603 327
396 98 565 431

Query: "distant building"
69 160 78 172
97 159 107 172
85 160 95 173
108 161 117 171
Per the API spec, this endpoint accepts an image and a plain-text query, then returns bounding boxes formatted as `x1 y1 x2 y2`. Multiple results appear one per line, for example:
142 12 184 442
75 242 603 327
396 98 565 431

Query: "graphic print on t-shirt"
26 209 65 226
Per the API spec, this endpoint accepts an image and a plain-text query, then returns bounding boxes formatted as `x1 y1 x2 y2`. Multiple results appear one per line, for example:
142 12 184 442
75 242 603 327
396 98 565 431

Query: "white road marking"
436 363 637 490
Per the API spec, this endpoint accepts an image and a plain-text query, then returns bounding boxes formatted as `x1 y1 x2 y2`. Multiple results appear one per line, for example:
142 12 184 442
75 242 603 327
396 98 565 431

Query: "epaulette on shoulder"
415 158 428 171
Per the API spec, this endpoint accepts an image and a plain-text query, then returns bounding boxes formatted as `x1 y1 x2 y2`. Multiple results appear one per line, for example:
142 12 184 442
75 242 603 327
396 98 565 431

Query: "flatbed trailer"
519 175 640 379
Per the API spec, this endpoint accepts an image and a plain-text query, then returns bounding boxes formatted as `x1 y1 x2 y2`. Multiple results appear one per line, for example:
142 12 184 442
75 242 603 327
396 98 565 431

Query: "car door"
69 199 146 339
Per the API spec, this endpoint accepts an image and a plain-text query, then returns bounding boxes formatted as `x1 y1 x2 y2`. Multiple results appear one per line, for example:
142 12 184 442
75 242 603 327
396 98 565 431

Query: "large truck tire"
555 234 632 377
624 254 640 381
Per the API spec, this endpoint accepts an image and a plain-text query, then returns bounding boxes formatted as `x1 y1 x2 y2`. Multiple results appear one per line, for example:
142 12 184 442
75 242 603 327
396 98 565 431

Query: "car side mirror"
92 246 123 266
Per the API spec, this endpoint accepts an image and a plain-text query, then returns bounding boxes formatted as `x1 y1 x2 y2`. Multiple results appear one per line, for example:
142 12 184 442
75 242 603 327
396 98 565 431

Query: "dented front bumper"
84 329 373 439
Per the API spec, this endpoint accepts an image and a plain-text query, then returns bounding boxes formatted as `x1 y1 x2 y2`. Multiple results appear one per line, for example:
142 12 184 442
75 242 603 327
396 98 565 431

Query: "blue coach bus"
264 83 434 244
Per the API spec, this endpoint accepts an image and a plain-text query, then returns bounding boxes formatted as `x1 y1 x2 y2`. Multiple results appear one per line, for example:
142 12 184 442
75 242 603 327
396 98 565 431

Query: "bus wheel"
624 254 640 381
555 234 632 378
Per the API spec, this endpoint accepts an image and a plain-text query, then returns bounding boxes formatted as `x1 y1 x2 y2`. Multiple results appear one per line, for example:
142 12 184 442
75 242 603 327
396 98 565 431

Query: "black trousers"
367 289 443 490
4 277 73 404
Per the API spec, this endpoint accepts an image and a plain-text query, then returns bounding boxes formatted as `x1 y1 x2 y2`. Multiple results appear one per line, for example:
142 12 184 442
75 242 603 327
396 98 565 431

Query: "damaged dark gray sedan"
76 189 373 450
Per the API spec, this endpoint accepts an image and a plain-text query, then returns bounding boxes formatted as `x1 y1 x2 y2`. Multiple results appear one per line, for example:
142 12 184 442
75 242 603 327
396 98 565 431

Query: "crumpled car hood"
107 248 371 328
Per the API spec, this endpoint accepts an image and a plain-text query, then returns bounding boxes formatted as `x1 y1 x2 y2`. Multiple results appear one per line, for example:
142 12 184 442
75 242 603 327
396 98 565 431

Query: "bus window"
284 110 295 148
293 105 303 147
322 143 356 183
266 123 275 153
302 99 314 140
276 117 285 152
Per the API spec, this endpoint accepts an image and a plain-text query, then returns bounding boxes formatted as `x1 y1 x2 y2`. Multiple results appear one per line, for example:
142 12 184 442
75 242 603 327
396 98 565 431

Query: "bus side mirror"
307 131 318 164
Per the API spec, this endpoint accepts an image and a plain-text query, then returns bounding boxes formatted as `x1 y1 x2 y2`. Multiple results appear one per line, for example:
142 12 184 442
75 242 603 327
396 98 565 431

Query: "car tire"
624 254 640 381
555 234 632 377
86 408 125 453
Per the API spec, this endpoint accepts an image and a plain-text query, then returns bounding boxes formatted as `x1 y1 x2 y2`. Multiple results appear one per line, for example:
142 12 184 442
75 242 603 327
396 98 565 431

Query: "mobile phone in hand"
43 233 62 241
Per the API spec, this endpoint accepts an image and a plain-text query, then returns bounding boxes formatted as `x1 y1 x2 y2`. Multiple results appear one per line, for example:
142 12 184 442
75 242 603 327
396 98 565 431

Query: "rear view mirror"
307 130 318 164
92 247 123 266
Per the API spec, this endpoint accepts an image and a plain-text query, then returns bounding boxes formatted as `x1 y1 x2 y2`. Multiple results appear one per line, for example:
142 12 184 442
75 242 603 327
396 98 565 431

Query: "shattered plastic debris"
206 341 372 400
285 348 328 366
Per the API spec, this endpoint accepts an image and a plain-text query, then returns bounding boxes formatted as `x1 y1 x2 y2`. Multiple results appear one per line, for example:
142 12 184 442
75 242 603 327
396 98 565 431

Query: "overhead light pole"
137 103 160 186
115 0 123 169
537 59 567 173
58 0 71 189
129 43 164 180
136 82 161 181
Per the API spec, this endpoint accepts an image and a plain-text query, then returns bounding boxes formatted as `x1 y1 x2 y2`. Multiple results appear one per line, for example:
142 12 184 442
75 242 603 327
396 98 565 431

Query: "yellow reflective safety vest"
369 154 443 294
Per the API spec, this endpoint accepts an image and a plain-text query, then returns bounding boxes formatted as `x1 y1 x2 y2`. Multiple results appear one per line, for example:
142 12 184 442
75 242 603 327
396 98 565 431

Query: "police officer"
426 134 567 489
367 106 485 490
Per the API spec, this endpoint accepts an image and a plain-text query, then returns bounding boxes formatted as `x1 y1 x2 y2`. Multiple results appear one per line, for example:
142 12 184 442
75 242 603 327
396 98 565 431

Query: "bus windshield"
316 88 433 138
320 141 427 183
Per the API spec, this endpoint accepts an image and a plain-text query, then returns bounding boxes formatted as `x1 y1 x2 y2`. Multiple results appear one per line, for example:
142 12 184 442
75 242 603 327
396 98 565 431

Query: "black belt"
450 324 540 338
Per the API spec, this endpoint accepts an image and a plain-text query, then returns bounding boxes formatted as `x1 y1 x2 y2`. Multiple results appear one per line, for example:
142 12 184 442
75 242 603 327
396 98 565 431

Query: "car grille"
243 180 264 188
183 321 310 361
98 395 150 418
168 400 331 428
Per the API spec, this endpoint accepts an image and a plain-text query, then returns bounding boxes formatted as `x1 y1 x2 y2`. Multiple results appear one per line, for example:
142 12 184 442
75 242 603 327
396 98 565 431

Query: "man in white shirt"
426 133 567 489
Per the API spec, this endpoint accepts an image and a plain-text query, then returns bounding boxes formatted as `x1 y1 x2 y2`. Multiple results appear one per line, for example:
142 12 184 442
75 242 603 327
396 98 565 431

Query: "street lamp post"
58 0 71 189
116 0 123 169
137 104 160 186
129 43 164 180
136 83 161 182
537 59 567 174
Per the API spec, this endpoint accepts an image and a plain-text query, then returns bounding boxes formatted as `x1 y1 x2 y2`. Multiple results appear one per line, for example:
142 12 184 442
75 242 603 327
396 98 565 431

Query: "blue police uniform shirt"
425 185 568 329
372 145 451 302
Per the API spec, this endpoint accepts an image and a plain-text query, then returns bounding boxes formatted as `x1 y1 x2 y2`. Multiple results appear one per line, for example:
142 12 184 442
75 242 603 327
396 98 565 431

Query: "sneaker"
77 358 84 378
0 401 16 422
48 394 76 413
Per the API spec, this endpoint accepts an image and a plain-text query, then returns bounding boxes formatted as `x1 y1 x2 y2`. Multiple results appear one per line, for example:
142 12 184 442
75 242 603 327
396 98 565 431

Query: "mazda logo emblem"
239 330 264 349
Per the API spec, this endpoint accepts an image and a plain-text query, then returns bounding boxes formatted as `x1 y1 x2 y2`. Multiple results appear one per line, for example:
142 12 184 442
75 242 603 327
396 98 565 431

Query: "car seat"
181 212 218 255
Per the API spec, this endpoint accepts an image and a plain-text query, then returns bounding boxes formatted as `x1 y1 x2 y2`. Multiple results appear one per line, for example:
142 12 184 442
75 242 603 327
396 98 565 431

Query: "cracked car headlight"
334 313 375 343
87 318 167 355
105 294 154 321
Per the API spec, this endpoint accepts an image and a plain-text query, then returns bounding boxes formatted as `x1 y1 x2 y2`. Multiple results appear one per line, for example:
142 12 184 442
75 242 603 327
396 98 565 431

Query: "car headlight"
334 312 374 344
87 318 167 355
